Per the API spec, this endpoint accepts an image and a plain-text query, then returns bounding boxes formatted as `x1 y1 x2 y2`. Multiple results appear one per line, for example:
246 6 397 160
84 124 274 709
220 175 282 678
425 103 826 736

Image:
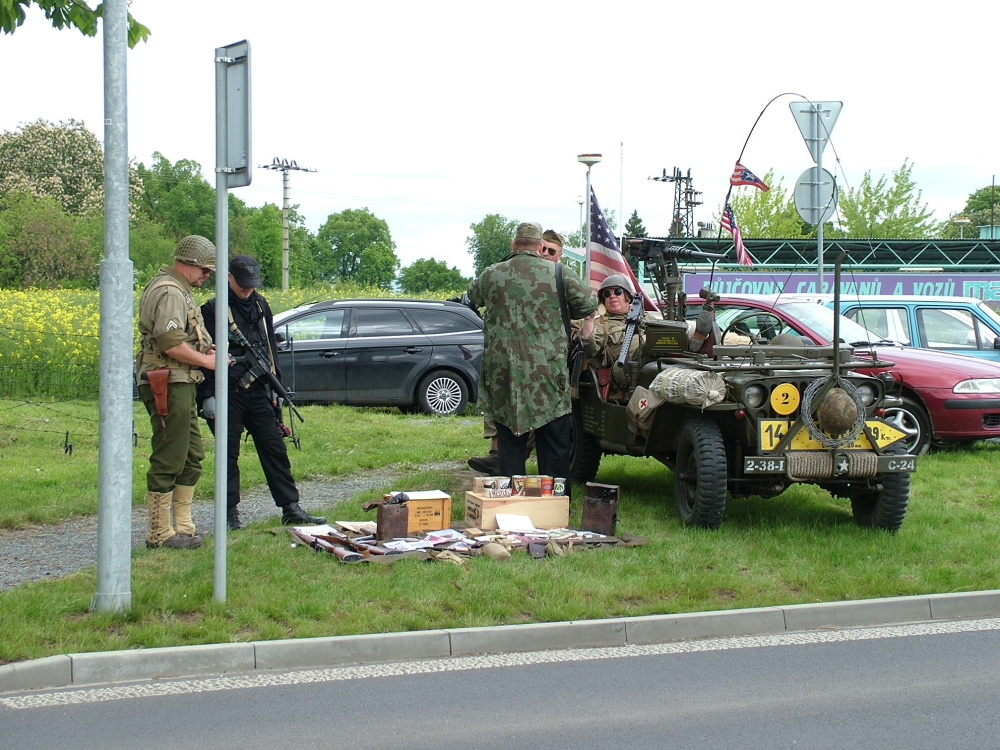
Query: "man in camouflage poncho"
467 222 598 481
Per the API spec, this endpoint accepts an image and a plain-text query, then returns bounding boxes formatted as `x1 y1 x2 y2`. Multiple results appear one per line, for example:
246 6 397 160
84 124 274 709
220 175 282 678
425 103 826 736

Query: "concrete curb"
3 589 1000 694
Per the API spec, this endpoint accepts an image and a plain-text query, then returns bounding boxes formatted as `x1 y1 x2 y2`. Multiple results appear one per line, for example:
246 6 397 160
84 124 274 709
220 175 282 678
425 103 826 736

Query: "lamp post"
953 216 971 239
577 195 584 244
578 153 602 282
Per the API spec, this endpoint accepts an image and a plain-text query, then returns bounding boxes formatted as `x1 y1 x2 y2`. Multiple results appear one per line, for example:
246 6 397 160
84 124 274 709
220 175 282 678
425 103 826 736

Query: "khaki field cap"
174 235 217 270
542 229 565 248
514 221 543 240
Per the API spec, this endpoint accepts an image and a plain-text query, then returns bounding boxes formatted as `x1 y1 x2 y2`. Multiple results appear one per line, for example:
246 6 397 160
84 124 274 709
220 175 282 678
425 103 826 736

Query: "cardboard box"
384 490 452 533
464 491 569 531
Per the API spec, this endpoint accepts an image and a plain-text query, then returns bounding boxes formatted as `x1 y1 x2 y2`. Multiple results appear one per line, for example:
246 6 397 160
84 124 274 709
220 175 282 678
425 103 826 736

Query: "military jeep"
570 240 916 530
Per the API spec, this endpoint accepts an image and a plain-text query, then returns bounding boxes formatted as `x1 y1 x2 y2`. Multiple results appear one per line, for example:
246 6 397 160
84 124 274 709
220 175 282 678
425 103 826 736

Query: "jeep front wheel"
674 418 727 529
849 462 910 531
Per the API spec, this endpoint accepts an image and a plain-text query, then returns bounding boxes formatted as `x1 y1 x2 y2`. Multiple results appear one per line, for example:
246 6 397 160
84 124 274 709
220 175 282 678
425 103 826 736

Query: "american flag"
721 204 754 267
587 188 658 311
730 161 770 192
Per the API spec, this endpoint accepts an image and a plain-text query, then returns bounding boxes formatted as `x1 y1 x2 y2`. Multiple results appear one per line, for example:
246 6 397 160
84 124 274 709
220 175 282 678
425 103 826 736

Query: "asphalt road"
4 618 1000 749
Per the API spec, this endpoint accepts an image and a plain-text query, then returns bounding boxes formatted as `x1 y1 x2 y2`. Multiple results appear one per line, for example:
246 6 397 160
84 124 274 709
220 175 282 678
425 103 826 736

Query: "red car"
712 295 1000 454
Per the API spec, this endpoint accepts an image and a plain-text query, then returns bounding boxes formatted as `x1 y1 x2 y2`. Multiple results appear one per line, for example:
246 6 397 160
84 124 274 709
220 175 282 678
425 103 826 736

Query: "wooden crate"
384 490 452 533
464 491 569 531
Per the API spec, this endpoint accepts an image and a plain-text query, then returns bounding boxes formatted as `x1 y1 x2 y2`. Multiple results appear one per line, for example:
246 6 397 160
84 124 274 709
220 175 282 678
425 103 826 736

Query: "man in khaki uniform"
136 235 222 549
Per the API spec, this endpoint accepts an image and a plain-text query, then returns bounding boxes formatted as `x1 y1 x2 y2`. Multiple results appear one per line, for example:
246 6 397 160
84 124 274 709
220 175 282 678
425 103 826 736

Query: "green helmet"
174 235 217 270
599 273 634 295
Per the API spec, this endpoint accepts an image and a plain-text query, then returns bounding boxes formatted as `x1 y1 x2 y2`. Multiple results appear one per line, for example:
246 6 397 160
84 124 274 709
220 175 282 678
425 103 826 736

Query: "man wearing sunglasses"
135 236 221 549
467 222 598 482
583 274 650 397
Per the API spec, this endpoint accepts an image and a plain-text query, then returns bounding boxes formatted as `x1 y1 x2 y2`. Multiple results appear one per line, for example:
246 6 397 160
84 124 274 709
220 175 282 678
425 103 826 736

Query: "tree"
243 203 284 286
834 159 941 239
726 170 807 238
0 193 98 288
0 0 150 47
314 207 396 283
624 209 647 239
355 244 400 290
135 152 216 238
398 258 468 294
0 118 142 219
466 213 517 275
945 184 1000 238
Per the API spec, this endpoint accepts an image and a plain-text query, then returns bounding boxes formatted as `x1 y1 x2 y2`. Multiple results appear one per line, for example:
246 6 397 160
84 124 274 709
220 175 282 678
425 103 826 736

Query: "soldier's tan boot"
145 490 176 548
171 485 197 536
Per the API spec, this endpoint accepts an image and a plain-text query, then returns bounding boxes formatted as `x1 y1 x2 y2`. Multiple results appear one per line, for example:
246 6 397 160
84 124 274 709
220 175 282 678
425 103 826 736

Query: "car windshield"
774 301 882 343
976 300 1000 329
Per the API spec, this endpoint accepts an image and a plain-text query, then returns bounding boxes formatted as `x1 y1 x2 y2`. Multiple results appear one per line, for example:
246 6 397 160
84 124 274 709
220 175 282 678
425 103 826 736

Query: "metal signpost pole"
92 0 132 614
214 40 252 603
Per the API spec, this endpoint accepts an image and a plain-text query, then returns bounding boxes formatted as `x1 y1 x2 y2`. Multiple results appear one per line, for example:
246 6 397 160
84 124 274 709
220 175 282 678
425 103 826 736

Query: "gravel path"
0 461 473 590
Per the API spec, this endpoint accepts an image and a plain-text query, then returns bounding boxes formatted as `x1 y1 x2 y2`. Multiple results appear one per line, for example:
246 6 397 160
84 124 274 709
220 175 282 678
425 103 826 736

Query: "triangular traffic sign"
789 101 843 163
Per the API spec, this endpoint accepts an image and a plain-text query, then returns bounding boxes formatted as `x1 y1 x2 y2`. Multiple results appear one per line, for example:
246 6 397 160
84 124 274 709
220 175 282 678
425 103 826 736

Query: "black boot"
281 502 327 525
227 507 246 531
468 450 500 474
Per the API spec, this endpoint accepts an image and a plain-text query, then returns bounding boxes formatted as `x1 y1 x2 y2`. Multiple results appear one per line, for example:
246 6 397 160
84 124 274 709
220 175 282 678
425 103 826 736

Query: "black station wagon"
272 299 483 416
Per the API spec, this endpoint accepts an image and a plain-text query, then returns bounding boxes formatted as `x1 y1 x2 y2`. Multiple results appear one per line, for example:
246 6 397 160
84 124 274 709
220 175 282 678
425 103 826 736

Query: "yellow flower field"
0 283 450 398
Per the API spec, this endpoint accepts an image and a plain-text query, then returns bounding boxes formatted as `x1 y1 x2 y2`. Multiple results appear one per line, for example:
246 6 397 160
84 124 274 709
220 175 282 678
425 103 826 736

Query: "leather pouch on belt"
146 368 170 416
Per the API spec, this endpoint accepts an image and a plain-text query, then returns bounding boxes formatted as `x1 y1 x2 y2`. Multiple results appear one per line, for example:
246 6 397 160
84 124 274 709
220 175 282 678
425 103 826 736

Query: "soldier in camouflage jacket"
467 222 597 481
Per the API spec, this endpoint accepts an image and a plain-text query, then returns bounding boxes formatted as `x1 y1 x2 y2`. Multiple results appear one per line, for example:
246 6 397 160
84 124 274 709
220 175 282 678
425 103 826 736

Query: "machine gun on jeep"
570 239 916 531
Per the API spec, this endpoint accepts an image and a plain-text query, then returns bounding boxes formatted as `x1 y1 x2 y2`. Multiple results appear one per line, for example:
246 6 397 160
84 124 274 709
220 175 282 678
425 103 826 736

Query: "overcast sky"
3 0 995 277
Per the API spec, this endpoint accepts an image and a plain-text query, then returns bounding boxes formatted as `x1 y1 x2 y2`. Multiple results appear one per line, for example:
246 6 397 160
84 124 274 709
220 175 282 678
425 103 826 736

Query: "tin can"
522 475 542 496
540 475 554 496
481 477 498 490
496 476 511 490
553 477 566 496
511 475 525 494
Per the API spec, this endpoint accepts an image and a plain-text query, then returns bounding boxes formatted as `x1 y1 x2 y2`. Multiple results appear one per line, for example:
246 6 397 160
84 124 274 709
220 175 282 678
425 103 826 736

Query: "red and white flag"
721 204 754 267
730 161 770 191
587 188 658 311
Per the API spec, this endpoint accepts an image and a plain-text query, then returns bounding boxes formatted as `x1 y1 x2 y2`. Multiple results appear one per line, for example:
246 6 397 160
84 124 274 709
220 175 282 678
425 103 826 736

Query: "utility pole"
260 157 316 289
650 167 701 237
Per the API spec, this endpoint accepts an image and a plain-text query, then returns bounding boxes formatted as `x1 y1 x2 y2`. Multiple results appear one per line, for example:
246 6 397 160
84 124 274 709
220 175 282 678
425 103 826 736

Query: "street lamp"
578 153 602 280
952 216 971 239
577 195 584 244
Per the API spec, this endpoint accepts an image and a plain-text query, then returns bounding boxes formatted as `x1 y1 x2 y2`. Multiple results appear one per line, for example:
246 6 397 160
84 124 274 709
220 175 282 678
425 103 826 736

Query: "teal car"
818 295 1000 362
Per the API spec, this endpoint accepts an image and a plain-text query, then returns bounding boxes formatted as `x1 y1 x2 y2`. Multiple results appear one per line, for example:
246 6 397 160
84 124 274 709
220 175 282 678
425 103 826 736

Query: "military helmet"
599 273 635 295
174 235 217 270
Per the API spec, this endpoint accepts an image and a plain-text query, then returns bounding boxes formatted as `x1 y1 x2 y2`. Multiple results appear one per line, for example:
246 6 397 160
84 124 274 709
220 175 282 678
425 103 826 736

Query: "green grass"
2 397 999 664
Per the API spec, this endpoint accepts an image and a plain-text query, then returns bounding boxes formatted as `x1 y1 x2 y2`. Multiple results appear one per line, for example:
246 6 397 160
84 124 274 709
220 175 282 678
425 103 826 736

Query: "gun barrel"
627 238 727 262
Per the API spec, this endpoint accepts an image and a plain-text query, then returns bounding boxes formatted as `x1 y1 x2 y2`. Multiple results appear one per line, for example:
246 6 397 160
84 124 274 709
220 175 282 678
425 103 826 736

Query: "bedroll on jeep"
570 240 917 531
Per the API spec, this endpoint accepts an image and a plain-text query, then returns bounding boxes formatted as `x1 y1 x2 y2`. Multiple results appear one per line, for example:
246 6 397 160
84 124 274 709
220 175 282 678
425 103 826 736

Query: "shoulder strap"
554 262 573 341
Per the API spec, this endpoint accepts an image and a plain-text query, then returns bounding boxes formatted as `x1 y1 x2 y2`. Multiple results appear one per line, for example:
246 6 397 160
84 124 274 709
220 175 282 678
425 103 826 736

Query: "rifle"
228 319 305 427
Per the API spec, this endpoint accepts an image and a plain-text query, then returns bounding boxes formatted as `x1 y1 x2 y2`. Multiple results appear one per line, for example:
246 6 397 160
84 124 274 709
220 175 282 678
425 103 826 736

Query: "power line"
260 157 317 290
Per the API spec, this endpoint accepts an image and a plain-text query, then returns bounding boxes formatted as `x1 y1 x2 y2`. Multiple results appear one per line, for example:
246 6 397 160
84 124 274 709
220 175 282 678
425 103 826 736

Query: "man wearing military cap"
198 255 327 530
467 222 598 483
468 227 566 475
135 235 222 549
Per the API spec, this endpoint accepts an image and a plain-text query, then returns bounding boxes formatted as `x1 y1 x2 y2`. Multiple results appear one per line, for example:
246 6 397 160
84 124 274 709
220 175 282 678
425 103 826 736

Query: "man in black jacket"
198 255 326 530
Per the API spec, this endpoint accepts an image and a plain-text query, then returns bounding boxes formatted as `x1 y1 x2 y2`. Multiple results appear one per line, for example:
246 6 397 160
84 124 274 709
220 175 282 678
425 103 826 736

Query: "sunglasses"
540 245 560 257
600 288 627 299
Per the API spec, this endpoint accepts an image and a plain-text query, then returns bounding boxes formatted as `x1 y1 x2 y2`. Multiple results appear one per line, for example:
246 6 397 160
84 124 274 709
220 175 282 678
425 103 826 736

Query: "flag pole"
578 153 602 285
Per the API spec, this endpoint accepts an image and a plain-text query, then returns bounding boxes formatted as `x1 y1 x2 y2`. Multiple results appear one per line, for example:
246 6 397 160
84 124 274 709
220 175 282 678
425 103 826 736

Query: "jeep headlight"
743 384 766 409
953 378 1000 394
855 382 877 407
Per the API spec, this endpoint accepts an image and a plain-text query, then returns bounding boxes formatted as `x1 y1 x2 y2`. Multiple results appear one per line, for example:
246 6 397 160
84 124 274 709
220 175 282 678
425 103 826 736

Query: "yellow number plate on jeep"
758 419 907 452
